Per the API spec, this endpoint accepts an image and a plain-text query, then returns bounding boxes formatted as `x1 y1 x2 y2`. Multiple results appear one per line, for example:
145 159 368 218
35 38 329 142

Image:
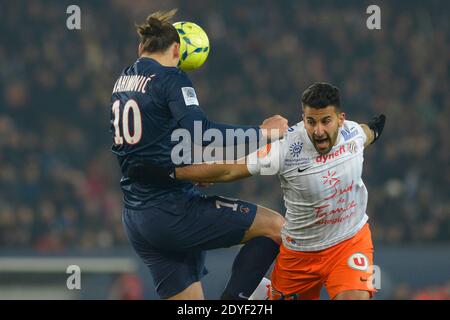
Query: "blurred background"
0 0 449 299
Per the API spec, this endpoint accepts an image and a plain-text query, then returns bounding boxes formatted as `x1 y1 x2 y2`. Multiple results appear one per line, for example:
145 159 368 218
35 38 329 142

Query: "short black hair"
301 82 341 109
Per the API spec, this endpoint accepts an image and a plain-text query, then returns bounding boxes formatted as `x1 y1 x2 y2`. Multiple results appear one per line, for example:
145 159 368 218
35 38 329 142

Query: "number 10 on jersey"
112 99 142 145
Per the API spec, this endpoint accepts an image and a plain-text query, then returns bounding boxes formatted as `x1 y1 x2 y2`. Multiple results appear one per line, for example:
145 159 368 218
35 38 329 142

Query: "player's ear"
338 112 346 127
173 42 180 59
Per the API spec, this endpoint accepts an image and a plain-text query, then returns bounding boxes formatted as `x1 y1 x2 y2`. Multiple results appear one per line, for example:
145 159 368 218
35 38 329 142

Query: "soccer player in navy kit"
110 10 287 299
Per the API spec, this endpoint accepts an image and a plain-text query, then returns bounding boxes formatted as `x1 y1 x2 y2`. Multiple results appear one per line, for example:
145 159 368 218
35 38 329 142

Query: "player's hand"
127 161 175 185
260 115 289 141
368 114 386 144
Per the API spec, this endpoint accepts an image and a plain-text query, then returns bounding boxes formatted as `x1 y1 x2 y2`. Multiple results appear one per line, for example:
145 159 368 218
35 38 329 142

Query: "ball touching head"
173 21 210 71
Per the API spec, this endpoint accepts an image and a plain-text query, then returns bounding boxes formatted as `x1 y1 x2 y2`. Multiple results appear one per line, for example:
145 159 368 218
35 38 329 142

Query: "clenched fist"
260 115 289 141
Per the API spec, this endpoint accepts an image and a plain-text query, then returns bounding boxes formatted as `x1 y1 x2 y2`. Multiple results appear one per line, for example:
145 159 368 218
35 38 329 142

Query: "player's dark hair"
301 82 341 110
136 9 180 53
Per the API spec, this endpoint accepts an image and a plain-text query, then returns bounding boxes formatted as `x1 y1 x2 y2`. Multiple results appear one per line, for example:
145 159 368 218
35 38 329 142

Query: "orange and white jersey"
247 120 369 251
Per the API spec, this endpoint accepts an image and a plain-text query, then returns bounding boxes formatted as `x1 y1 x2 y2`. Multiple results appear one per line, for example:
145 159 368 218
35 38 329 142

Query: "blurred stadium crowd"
0 0 449 256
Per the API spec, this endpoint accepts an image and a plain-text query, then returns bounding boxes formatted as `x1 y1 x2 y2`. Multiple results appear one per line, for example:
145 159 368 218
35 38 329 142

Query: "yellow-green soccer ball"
173 21 210 71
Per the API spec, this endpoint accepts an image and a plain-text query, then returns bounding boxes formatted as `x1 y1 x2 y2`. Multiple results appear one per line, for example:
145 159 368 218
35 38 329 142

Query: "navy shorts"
122 193 258 299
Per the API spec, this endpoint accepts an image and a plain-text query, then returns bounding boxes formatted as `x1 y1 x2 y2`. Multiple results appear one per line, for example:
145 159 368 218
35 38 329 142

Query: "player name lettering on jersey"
112 74 155 94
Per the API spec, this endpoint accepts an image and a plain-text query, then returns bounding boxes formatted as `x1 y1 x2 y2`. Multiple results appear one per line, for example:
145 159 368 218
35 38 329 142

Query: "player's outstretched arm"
175 160 251 183
127 160 251 184
361 114 386 148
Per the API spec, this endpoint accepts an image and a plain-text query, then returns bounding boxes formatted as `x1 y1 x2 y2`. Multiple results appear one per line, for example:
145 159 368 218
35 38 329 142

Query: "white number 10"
112 99 142 145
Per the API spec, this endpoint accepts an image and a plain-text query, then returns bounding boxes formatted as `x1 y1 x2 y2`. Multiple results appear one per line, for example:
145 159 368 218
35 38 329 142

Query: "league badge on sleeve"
181 87 199 106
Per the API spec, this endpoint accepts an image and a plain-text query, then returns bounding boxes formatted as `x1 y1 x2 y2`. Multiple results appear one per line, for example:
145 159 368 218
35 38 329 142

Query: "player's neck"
140 52 176 67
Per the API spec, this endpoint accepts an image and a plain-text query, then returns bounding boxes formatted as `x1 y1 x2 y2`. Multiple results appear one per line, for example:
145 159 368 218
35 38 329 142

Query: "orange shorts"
270 223 376 300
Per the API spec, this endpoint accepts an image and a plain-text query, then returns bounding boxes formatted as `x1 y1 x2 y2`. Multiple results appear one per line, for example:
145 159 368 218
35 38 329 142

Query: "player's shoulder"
342 119 360 130
133 59 194 95
283 121 310 146
284 122 303 140
339 119 365 141
156 65 192 89
275 121 305 155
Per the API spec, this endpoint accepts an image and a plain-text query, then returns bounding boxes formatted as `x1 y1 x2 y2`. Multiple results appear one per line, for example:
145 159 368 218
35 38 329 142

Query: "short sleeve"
163 71 200 121
358 123 368 146
246 139 283 176
340 120 367 149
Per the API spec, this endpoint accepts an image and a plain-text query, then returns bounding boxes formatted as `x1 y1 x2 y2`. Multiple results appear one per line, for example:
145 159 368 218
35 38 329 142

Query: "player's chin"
314 140 332 154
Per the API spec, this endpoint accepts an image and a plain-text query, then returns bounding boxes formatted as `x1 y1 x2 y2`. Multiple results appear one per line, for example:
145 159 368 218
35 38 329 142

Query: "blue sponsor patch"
341 127 358 141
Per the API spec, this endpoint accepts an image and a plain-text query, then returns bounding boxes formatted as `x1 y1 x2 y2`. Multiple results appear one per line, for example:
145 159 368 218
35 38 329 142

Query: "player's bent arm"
360 124 375 148
363 114 386 148
175 161 251 183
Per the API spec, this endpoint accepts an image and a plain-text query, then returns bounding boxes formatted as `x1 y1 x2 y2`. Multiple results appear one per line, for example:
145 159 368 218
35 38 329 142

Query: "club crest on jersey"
239 205 250 214
347 141 358 154
289 142 303 158
341 127 358 141
348 253 369 271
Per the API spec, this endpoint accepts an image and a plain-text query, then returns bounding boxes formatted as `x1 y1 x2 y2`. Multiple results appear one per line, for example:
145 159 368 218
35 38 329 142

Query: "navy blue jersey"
110 57 197 208
110 57 260 209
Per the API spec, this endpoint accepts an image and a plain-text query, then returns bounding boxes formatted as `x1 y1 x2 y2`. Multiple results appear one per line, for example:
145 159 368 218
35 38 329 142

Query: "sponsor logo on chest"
314 141 359 164
316 145 346 164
